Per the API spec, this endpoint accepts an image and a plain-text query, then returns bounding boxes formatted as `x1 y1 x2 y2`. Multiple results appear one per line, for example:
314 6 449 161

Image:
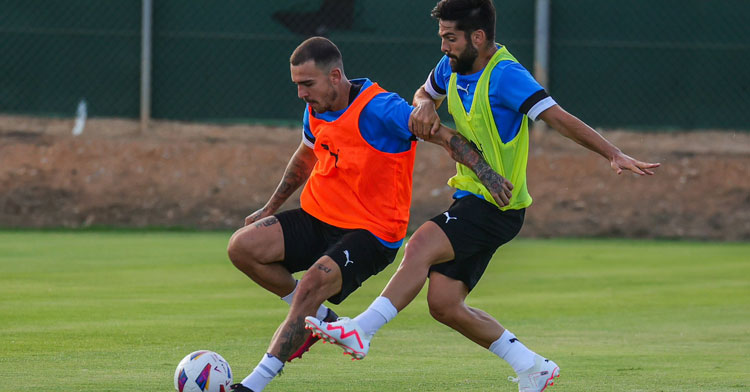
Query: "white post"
533 0 551 136
140 0 153 133
534 0 551 90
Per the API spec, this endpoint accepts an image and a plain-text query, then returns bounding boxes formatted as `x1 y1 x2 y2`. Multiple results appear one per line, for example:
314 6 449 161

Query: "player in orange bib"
226 36 513 392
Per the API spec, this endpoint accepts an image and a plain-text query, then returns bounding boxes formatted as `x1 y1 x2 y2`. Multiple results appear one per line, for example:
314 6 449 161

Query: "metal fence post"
534 0 550 90
140 0 153 133
533 0 551 136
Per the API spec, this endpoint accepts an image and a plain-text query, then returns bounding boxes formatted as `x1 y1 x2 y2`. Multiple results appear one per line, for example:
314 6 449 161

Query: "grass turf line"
0 231 748 391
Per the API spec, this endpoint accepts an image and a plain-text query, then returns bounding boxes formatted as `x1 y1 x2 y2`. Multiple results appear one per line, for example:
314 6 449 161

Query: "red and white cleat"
287 308 338 362
508 354 560 392
304 316 371 360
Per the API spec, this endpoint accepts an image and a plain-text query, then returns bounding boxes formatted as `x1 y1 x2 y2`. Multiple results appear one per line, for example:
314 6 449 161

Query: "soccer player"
226 36 512 392
304 1 660 391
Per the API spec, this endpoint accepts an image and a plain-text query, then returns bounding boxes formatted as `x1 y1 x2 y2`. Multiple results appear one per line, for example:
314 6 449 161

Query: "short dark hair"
431 0 496 43
289 36 343 71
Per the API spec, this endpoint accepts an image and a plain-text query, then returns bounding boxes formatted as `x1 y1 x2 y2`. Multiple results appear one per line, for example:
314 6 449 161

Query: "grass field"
1 230 748 391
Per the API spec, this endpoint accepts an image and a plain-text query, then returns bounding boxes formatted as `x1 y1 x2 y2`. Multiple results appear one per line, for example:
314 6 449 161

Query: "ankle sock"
241 353 284 392
489 330 536 374
353 296 398 336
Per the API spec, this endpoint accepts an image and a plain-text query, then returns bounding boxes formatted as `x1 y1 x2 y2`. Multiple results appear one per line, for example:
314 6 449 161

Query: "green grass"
1 231 748 391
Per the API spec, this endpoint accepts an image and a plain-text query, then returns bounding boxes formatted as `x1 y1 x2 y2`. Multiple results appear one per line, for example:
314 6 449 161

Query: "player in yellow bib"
306 1 660 391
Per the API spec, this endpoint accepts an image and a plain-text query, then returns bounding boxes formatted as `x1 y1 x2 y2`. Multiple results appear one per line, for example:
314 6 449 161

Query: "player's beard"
450 43 478 75
325 86 338 112
310 83 339 113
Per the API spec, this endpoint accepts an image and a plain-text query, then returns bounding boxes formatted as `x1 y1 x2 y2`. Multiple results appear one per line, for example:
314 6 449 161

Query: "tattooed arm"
423 125 514 207
245 142 317 225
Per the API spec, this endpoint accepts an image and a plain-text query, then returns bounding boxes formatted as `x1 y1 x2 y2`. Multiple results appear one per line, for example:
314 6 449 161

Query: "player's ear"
471 29 486 48
329 67 343 84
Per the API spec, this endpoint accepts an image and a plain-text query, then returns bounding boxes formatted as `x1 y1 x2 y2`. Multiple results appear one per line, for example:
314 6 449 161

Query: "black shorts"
428 195 525 291
275 208 398 305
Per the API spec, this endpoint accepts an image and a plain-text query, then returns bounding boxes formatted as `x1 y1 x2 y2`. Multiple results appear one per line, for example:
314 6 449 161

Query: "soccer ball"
174 350 233 392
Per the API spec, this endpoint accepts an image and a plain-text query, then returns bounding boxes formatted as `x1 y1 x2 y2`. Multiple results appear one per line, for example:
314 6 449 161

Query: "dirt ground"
1 115 748 241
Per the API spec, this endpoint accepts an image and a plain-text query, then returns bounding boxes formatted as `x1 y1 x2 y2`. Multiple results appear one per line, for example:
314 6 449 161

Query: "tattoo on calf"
279 317 308 361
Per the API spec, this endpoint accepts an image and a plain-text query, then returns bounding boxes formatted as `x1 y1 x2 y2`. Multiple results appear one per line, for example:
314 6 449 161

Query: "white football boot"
304 316 371 360
508 354 560 392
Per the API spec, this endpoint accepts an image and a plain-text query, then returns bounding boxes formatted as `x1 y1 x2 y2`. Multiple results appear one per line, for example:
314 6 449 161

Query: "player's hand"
409 101 441 139
244 207 271 226
610 152 660 175
480 171 514 207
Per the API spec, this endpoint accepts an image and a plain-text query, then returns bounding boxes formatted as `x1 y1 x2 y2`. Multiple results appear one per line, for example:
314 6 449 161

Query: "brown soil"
1 115 748 241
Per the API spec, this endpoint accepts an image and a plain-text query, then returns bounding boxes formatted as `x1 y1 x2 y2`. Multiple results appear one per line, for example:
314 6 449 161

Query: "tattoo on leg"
278 317 308 361
254 216 278 229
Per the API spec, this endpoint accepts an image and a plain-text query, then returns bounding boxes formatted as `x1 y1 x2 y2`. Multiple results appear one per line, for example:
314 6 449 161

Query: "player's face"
438 20 478 75
291 60 338 113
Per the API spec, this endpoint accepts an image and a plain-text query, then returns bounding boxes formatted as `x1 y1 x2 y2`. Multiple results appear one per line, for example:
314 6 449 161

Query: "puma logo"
456 83 470 94
321 143 340 167
343 250 354 266
443 212 458 223
509 338 519 343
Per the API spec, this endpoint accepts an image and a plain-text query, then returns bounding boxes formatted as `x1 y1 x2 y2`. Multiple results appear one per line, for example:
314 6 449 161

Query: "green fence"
0 0 141 117
549 0 750 130
1 0 748 130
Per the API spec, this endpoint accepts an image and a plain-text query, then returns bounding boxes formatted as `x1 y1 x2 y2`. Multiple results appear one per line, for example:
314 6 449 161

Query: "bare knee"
294 275 327 310
293 263 340 312
227 227 267 273
402 222 454 267
402 234 430 264
427 296 462 326
227 229 248 265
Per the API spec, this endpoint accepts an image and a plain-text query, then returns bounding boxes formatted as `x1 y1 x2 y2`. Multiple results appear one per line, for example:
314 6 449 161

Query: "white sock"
279 280 298 306
281 280 329 320
353 296 398 336
241 353 284 392
489 330 536 374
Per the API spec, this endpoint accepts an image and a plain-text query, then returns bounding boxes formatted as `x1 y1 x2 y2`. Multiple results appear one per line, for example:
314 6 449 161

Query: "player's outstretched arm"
538 105 661 175
245 142 317 225
425 125 514 206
